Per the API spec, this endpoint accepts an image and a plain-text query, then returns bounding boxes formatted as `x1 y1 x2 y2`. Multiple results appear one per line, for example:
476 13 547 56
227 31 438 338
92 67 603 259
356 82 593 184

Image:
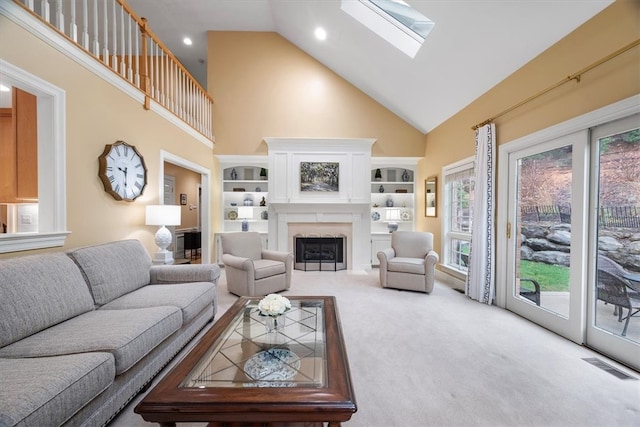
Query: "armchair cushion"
254 259 287 280
387 257 426 275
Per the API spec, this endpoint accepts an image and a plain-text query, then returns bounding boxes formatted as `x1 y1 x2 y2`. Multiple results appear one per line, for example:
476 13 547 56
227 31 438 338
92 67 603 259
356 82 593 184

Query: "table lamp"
146 205 181 264
238 206 252 232
386 208 401 233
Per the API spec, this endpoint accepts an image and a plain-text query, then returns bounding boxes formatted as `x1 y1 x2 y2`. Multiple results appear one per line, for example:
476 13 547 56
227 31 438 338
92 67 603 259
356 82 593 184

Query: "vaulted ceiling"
126 0 614 134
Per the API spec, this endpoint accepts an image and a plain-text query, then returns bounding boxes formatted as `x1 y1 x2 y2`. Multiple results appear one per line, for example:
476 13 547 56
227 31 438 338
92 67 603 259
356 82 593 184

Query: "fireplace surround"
294 234 347 271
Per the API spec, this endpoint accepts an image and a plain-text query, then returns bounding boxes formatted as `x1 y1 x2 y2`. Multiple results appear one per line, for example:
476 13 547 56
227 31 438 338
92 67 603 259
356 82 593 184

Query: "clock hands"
117 166 129 188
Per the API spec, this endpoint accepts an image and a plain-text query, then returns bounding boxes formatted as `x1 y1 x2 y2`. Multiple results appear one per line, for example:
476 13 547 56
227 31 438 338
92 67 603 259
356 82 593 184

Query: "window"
442 157 474 275
341 0 434 58
0 60 69 253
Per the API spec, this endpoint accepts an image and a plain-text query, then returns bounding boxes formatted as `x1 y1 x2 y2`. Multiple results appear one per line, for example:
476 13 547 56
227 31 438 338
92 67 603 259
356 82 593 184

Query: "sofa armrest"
222 254 255 272
377 247 396 262
262 250 292 263
150 264 221 285
425 250 439 267
262 250 293 289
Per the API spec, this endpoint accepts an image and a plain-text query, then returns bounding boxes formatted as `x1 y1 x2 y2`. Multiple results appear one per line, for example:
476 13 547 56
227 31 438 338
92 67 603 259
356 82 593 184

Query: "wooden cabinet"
0 87 38 203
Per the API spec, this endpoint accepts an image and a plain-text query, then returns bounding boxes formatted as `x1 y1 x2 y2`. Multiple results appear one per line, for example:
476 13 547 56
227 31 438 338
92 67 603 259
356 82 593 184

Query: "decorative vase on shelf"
374 168 382 181
230 168 238 180
379 185 385 193
260 196 266 207
260 168 267 180
402 169 410 182
386 197 394 207
261 210 268 220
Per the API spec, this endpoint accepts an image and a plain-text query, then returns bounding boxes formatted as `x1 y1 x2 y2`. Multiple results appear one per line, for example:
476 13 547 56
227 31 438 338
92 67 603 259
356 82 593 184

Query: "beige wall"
207 31 425 157
419 0 640 258
0 16 215 259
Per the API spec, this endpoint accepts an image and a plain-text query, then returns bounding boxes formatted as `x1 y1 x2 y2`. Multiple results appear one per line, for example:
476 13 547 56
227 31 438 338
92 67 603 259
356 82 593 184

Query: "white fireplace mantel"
264 137 376 270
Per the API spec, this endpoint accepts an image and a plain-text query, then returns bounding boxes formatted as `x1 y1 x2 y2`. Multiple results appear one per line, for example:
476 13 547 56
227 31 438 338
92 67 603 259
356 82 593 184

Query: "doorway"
498 98 640 370
159 151 211 264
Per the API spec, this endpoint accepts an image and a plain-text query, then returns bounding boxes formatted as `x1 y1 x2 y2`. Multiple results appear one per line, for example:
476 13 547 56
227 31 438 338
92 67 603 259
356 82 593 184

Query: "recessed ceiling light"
0 84 10 92
183 37 192 46
314 27 327 41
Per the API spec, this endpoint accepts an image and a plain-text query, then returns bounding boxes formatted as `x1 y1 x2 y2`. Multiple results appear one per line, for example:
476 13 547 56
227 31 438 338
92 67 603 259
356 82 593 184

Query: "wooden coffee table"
135 296 357 426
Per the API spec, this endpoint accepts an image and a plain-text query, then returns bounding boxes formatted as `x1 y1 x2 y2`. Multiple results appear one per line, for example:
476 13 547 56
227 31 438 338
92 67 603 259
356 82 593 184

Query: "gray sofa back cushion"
0 253 95 348
68 240 152 306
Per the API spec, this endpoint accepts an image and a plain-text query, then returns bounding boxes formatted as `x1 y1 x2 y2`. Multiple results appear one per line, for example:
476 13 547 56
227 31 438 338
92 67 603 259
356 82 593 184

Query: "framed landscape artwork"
300 162 339 192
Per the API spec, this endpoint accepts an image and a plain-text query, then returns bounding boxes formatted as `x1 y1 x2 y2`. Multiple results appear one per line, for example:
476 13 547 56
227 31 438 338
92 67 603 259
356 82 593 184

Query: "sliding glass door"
504 131 588 344
587 114 640 369
500 107 640 371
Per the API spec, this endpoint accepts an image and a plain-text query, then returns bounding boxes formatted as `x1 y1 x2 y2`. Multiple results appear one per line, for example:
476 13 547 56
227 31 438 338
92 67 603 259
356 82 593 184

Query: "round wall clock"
98 140 147 202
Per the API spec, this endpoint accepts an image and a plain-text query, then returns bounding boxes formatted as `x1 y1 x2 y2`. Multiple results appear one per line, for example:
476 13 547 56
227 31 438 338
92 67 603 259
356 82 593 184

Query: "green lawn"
520 260 570 292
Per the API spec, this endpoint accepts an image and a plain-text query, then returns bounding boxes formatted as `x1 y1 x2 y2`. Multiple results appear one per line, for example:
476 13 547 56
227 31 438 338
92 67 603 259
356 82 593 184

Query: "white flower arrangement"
258 293 291 317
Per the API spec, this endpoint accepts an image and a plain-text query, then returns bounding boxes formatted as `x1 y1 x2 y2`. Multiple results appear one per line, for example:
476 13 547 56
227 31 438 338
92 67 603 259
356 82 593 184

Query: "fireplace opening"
294 234 346 271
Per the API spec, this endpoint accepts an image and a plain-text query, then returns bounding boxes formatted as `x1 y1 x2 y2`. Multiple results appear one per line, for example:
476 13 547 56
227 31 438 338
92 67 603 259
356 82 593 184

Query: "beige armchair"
220 232 293 297
377 231 439 293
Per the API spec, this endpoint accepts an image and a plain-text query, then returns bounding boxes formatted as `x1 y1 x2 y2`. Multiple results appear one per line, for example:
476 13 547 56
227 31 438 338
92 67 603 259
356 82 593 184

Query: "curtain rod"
471 38 640 131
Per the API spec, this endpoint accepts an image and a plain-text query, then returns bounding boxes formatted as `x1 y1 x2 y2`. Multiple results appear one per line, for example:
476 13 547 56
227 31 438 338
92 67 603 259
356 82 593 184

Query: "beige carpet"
110 269 640 427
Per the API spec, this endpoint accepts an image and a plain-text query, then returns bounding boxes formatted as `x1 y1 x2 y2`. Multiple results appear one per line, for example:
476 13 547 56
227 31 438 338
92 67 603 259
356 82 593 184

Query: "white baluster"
55 0 63 32
127 15 133 82
119 4 125 76
81 0 89 50
160 50 162 105
134 18 140 87
41 0 50 22
152 40 159 100
92 0 99 56
111 0 117 72
102 0 109 65
69 0 77 43
25 0 35 11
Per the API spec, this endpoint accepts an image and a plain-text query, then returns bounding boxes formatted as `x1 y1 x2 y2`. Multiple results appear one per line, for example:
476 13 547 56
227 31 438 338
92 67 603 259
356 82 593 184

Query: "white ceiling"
122 1 614 134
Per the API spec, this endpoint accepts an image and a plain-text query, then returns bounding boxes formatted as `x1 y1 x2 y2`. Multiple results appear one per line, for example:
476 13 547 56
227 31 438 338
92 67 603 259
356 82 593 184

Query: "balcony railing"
13 0 214 142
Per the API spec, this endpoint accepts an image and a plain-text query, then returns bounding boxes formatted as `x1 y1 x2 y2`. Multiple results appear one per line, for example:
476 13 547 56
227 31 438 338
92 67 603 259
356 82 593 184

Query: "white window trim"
441 156 475 278
0 60 69 253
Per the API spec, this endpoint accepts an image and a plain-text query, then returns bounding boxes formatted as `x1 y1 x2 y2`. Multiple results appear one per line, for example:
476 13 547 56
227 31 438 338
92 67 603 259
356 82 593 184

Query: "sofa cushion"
0 253 95 348
68 239 152 306
0 307 181 375
388 257 426 275
253 259 286 280
100 282 215 324
0 353 114 427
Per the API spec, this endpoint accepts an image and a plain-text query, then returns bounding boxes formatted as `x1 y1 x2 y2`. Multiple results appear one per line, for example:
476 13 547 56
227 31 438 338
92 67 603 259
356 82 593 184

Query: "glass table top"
181 298 327 388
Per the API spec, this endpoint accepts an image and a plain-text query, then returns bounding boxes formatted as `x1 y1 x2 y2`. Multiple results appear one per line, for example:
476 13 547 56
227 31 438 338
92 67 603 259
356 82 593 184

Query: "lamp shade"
146 205 181 226
237 206 252 219
385 209 401 221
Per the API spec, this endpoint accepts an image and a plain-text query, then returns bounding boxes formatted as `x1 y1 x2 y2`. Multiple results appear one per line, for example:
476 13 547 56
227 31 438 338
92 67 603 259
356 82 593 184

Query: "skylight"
341 0 434 58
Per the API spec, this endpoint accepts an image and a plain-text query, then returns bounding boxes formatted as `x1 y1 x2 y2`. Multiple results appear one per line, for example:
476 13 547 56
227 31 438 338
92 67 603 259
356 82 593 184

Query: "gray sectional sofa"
0 239 220 427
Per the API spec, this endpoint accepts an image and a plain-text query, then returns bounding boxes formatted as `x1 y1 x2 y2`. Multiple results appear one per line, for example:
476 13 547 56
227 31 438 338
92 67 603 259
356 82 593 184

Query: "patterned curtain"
466 123 496 304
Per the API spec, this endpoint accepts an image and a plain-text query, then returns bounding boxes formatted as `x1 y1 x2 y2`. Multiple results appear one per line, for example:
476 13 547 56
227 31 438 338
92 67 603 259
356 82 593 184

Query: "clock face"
98 141 147 201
